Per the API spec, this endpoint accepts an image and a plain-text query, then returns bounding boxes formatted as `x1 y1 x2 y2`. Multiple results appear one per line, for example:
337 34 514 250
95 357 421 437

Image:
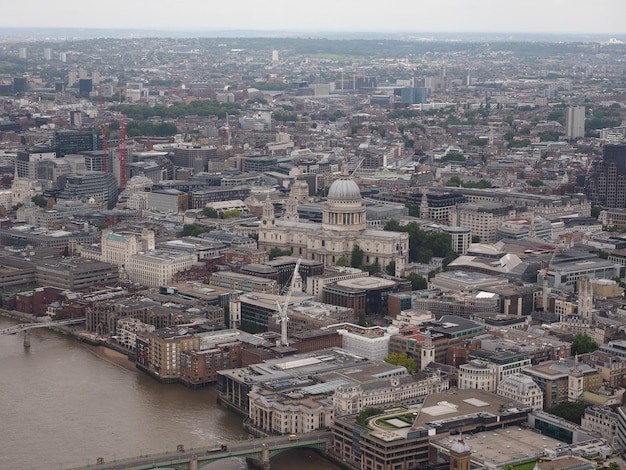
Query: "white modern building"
335 324 398 360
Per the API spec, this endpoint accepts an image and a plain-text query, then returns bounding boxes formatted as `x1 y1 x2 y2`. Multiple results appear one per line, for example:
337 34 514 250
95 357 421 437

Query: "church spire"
341 154 349 178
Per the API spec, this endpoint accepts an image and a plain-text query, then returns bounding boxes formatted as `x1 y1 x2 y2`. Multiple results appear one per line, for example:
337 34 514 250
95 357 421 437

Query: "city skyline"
1 0 626 36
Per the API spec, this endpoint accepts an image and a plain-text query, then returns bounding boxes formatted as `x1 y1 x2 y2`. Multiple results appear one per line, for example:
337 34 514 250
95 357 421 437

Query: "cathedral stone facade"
258 162 409 276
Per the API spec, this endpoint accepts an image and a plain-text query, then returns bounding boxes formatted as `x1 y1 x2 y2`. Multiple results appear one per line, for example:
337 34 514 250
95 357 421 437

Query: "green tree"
462 179 492 189
31 195 47 208
405 272 427 290
446 175 462 187
268 247 292 260
182 224 210 237
222 209 241 219
507 139 531 148
527 179 544 187
355 407 384 427
384 352 417 374
571 333 599 355
201 207 219 218
440 152 466 163
385 261 396 276
351 245 364 268
591 205 605 218
405 202 420 217
546 401 586 425
336 256 348 267
363 262 381 275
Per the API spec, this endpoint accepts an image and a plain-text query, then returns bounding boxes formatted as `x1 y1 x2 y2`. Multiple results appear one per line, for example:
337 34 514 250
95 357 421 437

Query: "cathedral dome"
327 178 361 201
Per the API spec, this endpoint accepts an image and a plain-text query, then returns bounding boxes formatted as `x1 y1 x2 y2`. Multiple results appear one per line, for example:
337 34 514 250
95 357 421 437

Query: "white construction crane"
276 258 301 347
540 234 572 312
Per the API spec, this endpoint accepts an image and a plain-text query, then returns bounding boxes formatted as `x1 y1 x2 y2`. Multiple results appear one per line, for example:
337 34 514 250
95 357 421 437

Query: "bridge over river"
69 431 332 470
0 318 84 346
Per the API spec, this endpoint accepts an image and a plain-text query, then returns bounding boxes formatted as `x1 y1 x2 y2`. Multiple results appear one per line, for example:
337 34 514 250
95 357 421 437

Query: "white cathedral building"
258 160 409 276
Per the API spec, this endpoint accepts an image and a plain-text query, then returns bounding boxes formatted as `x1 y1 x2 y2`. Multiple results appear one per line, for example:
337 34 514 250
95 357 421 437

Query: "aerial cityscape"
2 7 626 470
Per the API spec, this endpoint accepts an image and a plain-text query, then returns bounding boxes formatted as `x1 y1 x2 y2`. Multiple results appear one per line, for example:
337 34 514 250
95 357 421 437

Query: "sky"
1 0 625 35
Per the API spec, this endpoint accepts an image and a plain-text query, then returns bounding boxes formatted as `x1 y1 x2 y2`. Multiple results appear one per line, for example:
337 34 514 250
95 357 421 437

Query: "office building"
13 77 27 92
78 78 93 95
566 106 585 139
396 87 429 104
53 130 102 157
56 172 119 209
585 144 626 209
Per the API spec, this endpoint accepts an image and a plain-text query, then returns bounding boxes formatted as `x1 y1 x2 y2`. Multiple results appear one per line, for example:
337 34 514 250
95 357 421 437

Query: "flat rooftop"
431 427 563 467
336 277 396 290
413 389 527 430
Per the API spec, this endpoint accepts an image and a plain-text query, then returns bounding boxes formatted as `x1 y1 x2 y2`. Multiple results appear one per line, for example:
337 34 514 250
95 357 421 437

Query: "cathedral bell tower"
262 194 275 226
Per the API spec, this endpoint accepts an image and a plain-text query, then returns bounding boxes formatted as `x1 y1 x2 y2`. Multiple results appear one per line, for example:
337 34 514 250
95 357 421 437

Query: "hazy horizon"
1 0 625 37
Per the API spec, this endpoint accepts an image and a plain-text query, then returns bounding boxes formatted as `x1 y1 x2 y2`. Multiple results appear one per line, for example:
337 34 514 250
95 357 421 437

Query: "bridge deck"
69 431 331 470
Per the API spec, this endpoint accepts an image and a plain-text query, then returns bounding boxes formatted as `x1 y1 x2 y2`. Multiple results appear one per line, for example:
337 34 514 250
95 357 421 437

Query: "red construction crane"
99 116 112 173
118 114 127 190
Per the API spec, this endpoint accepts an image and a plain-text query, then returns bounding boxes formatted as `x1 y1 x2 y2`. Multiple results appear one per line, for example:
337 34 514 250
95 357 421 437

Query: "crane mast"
276 258 301 347
541 234 572 312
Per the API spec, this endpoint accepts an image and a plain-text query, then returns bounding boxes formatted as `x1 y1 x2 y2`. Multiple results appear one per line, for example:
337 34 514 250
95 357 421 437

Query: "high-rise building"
584 144 626 208
43 48 52 60
18 47 27 59
12 77 27 93
396 87 429 104
53 130 101 156
78 78 93 95
566 106 585 139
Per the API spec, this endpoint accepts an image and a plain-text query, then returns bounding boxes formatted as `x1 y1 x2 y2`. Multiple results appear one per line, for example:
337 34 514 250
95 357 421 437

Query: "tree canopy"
351 245 364 268
182 224 210 237
571 333 599 355
546 401 586 425
31 195 47 208
405 272 427 290
384 220 455 263
384 352 417 374
114 100 240 120
201 207 219 218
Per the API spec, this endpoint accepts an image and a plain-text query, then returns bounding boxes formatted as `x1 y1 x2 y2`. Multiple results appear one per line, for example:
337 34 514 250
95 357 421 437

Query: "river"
0 317 341 470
